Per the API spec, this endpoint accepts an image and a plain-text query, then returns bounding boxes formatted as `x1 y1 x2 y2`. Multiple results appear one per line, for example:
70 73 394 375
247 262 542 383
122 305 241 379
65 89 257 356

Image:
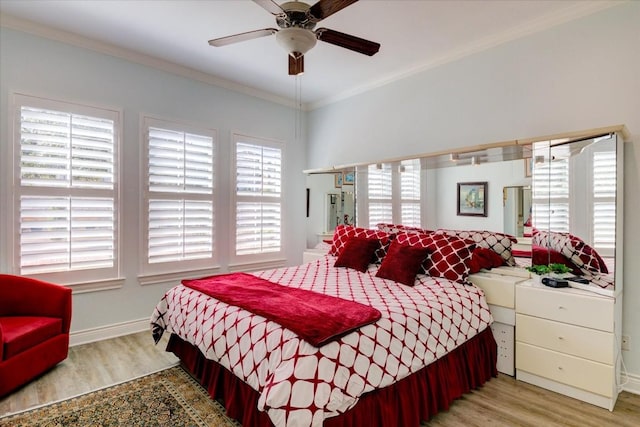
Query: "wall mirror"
530 133 621 294
503 186 532 239
304 126 624 294
305 170 355 247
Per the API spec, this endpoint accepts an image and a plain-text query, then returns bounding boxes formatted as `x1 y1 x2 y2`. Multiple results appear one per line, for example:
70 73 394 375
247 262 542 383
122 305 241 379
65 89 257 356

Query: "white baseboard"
622 372 640 395
69 318 150 347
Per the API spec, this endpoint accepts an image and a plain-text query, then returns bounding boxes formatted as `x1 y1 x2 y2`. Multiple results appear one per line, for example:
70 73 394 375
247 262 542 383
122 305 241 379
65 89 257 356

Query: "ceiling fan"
208 0 381 75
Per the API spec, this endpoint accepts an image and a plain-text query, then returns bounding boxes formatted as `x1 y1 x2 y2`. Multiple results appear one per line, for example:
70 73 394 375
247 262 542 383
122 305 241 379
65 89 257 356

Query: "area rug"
0 366 240 427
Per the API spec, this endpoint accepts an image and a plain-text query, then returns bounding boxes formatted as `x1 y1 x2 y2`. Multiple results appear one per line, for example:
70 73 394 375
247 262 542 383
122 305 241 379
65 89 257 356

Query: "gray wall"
0 28 307 333
307 3 640 377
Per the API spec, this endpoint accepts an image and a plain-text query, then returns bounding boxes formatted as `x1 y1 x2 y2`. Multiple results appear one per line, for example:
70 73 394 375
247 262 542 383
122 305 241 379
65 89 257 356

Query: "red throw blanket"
182 273 381 347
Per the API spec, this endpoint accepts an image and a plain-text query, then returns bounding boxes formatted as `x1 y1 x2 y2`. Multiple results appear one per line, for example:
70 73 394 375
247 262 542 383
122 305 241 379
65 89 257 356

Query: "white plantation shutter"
19 197 115 274
15 97 119 280
364 160 422 228
368 163 393 226
145 121 215 266
532 148 570 233
400 159 421 227
592 150 616 253
234 139 282 257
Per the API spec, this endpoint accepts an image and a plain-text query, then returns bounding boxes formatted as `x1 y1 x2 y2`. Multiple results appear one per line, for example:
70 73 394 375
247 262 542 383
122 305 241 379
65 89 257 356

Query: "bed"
151 226 497 427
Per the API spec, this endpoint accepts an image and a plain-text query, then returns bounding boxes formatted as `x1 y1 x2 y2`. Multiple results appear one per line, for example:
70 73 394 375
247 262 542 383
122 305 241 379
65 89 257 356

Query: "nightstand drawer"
516 285 613 332
516 314 613 364
468 272 521 308
516 342 613 397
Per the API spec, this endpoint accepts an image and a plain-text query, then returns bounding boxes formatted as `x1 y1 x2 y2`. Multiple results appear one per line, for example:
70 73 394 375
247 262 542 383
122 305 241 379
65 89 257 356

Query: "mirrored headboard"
304 125 626 293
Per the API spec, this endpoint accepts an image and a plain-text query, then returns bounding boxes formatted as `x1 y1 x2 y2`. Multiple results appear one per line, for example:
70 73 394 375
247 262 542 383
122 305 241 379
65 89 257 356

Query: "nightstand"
515 280 622 410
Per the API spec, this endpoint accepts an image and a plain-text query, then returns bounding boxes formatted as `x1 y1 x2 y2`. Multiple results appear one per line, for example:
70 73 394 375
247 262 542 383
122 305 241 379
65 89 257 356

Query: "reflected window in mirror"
532 135 616 254
530 133 619 292
357 159 423 228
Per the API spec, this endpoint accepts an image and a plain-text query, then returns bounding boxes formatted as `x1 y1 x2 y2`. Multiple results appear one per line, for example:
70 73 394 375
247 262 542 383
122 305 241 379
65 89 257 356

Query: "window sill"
138 266 221 286
228 258 287 273
66 277 126 294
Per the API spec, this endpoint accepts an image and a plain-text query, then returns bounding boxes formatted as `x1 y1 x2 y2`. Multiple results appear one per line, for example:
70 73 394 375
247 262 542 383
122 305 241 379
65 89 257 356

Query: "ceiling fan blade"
309 0 358 21
253 0 285 16
315 28 380 56
288 54 304 76
208 28 278 47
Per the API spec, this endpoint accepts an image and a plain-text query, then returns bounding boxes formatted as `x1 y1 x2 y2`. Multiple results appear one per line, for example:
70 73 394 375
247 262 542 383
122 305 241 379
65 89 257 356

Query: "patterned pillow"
436 229 517 266
376 223 432 235
532 230 607 274
329 225 392 263
395 231 475 283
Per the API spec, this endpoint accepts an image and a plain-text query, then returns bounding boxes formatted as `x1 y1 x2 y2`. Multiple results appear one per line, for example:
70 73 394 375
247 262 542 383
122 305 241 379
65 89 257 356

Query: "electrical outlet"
622 335 630 351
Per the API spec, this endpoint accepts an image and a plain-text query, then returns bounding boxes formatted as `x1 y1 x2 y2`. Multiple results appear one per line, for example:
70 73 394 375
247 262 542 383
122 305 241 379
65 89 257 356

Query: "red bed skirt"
167 327 497 427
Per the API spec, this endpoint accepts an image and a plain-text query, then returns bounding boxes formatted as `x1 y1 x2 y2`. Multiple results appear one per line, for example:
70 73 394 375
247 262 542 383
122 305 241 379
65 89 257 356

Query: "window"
532 144 570 233
360 159 422 228
399 159 422 227
592 148 616 256
13 94 120 284
143 117 216 273
367 163 393 226
531 137 617 255
233 134 283 261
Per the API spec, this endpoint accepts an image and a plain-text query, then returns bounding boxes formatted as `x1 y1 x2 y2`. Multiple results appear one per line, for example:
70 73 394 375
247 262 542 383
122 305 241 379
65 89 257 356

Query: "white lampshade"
276 28 317 57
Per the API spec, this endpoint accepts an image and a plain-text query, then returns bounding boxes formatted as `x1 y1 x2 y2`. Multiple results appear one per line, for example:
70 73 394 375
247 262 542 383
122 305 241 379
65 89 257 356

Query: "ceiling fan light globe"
276 27 317 56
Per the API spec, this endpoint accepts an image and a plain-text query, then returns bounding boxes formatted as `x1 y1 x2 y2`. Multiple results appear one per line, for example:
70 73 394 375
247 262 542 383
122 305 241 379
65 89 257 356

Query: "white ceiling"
0 0 621 108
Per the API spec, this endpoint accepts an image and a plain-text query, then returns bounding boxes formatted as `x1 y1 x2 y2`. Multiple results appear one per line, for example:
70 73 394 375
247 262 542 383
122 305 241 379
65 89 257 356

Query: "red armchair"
0 274 72 397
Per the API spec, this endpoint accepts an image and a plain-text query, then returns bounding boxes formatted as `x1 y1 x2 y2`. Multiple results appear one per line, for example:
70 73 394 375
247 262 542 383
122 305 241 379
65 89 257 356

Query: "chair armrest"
0 274 72 333
0 322 4 360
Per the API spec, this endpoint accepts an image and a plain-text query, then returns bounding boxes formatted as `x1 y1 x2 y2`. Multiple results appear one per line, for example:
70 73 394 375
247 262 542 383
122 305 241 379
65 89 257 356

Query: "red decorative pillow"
532 245 582 275
471 247 505 272
334 237 381 272
329 225 391 263
375 240 430 286
395 231 475 283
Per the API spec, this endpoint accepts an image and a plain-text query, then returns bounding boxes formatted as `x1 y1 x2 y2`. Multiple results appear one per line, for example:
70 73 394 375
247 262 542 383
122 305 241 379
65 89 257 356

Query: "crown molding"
0 13 299 110
1 1 625 112
308 0 626 110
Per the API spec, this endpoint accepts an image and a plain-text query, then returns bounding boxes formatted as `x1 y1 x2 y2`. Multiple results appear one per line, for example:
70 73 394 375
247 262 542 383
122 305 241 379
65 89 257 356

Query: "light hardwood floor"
0 331 178 417
1 331 639 426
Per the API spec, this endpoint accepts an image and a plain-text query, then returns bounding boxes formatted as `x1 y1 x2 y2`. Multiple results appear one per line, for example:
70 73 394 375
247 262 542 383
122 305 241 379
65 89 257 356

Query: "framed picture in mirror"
334 173 342 188
458 182 488 217
343 171 355 185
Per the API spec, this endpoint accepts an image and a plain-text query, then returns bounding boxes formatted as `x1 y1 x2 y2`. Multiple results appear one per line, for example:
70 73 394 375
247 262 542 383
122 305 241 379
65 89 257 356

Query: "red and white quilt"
151 256 493 427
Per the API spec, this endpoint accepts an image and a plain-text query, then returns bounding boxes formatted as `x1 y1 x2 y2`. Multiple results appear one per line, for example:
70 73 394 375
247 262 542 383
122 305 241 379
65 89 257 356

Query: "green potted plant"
526 263 572 283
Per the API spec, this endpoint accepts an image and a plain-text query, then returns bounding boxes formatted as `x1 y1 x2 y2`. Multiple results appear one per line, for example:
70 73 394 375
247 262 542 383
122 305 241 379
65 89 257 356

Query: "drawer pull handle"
558 366 563 371
558 336 565 340
558 306 565 310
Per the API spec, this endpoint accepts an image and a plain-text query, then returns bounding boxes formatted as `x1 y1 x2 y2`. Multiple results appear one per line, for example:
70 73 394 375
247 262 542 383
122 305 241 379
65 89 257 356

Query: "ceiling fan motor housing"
277 1 316 29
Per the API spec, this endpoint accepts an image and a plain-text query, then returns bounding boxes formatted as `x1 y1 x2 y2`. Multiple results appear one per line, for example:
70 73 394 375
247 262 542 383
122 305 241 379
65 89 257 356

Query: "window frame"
139 115 218 281
230 132 285 268
10 92 123 289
